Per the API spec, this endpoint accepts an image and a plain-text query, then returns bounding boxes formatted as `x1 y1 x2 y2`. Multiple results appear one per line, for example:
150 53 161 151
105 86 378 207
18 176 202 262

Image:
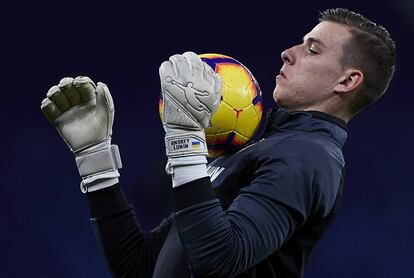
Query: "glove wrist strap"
75 139 122 193
165 156 208 188
164 129 208 157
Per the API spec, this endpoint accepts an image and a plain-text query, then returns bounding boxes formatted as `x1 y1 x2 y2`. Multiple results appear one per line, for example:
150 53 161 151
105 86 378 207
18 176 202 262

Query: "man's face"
273 21 351 110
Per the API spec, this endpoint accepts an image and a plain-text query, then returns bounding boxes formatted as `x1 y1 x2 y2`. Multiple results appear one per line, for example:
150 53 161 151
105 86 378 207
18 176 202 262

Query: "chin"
273 87 301 110
273 87 281 103
273 89 287 108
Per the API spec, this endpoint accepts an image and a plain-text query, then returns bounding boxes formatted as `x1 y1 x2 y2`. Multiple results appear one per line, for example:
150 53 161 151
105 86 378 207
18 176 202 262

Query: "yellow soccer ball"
159 53 263 157
200 53 263 157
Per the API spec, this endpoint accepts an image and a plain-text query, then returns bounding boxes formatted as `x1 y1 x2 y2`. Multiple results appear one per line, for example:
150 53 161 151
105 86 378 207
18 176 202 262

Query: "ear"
334 69 364 93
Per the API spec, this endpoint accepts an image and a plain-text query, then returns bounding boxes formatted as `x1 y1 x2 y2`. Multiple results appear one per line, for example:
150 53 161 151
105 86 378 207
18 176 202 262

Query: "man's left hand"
159 51 222 158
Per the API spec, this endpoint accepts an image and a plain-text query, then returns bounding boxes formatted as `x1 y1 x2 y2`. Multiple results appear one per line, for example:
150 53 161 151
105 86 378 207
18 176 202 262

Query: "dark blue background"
1 1 413 277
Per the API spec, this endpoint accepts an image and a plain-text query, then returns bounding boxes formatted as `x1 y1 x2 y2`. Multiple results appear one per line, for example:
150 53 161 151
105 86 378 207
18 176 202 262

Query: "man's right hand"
41 76 122 193
41 76 114 152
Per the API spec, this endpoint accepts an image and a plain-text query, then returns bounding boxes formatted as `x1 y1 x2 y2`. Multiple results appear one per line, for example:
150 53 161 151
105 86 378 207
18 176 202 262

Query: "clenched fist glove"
41 77 122 193
159 52 222 187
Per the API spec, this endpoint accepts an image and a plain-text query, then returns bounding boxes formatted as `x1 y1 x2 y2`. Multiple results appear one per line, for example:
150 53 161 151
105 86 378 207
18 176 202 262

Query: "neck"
305 107 351 123
287 104 351 123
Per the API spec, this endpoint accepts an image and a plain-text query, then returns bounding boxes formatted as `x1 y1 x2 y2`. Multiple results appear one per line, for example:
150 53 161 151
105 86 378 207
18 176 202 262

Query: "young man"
41 8 395 278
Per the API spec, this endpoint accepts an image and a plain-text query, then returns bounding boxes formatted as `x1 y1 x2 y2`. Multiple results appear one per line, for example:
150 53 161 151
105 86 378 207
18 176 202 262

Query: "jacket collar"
263 108 348 148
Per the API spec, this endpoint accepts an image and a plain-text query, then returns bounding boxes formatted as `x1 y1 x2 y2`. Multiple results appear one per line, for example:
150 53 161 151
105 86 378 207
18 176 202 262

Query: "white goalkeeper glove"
159 52 222 186
41 76 122 193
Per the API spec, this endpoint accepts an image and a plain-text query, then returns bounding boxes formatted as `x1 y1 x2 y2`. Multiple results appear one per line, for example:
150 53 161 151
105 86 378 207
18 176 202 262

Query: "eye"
307 47 318 55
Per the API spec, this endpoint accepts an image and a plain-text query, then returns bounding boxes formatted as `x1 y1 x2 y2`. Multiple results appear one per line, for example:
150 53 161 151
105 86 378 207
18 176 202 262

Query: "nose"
281 47 295 65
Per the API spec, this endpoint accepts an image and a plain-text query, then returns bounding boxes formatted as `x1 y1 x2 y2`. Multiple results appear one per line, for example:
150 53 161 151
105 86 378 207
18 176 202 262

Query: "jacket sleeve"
87 183 173 278
173 138 341 277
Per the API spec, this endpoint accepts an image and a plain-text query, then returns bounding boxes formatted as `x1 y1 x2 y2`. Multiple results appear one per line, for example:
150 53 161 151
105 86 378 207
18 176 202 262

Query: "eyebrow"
303 36 326 48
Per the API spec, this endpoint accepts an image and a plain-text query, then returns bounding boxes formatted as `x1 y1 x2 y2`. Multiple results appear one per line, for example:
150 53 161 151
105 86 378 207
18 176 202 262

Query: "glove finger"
160 60 184 102
214 73 222 99
47 85 71 112
96 82 114 136
58 77 82 106
96 82 114 112
73 76 96 102
159 60 175 82
182 51 204 77
169 54 189 80
182 51 201 61
212 74 222 115
41 97 62 123
202 62 215 86
203 60 215 76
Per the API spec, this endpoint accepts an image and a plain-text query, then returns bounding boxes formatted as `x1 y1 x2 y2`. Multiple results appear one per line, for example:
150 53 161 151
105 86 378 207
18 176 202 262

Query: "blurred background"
1 1 413 277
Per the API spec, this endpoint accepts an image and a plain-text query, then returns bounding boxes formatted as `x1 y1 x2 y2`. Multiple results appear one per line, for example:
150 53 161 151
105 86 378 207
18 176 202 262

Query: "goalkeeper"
41 8 395 278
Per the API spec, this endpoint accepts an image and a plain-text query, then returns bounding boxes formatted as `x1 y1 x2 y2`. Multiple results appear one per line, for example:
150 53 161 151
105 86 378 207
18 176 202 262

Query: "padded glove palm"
41 77 122 193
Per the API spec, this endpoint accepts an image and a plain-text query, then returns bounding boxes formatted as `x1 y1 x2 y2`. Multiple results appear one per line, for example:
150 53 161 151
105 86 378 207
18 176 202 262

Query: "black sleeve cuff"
173 177 215 211
86 183 132 218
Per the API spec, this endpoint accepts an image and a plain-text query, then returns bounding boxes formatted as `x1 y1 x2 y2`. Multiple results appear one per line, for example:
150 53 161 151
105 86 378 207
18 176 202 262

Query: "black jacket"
87 108 347 277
